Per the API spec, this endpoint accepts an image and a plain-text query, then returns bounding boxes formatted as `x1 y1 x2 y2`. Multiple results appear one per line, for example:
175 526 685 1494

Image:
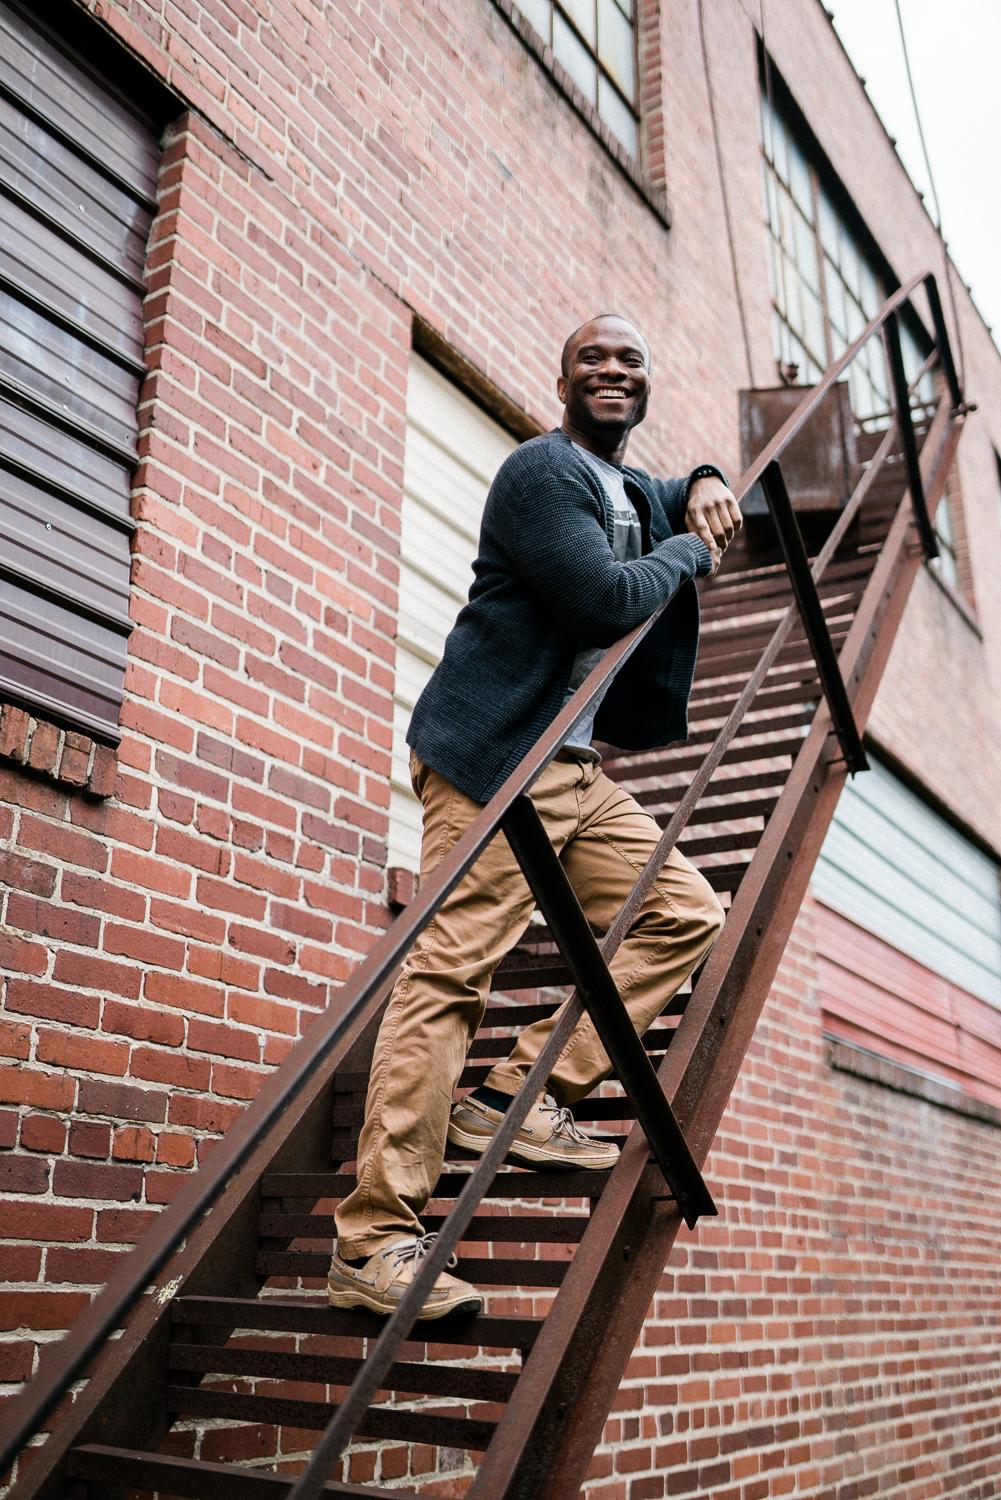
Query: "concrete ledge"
827 1035 1001 1129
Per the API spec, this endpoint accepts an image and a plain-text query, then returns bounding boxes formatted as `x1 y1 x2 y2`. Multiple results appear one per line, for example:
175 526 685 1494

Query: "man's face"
557 317 651 439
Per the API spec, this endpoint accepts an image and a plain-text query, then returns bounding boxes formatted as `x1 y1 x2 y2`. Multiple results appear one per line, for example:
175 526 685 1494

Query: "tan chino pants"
334 750 724 1258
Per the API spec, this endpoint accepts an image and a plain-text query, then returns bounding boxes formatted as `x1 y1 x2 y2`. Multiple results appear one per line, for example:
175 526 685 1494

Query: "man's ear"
556 375 567 404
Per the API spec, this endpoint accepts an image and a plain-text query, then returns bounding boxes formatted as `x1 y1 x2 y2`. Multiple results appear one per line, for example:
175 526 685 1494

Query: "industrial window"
515 0 639 157
388 356 518 879
0 1 161 743
813 755 1001 1106
760 88 934 427
931 487 960 590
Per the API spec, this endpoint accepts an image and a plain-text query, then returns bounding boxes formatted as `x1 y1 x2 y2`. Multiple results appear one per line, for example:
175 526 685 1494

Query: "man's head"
557 314 651 454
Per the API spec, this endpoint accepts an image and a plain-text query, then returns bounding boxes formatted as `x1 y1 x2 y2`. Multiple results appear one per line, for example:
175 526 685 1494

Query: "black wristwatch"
688 463 730 487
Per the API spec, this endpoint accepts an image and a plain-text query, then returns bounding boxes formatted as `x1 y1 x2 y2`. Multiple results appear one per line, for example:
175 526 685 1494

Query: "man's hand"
685 475 742 562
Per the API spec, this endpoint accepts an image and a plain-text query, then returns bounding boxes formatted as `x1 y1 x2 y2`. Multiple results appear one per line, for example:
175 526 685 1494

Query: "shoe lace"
390 1233 458 1272
540 1094 589 1143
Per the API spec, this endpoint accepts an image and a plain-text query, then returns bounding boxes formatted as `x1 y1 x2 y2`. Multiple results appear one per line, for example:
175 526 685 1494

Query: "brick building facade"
1 0 999 1495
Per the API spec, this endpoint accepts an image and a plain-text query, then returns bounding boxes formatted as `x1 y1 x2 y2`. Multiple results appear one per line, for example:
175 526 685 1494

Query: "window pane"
844 293 865 342
773 112 790 186
762 163 776 225
793 207 820 292
784 262 805 338
517 0 553 42
767 235 785 316
778 186 796 255
824 260 847 337
801 283 825 359
761 96 777 166
553 11 598 100
839 227 861 298
788 136 812 216
817 188 839 258
935 495 954 546
788 331 810 378
858 259 881 318
596 73 638 154
559 0 596 45
933 497 959 587
597 0 636 100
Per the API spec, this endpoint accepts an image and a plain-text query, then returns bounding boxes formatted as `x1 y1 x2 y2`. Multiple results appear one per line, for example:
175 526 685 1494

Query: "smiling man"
329 313 741 1319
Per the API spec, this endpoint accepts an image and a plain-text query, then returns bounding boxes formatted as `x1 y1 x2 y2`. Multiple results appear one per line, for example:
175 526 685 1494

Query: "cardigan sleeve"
504 473 712 648
655 465 731 533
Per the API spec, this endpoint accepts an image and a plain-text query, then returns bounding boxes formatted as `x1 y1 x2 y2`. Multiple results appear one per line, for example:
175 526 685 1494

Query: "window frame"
516 0 640 159
491 0 670 226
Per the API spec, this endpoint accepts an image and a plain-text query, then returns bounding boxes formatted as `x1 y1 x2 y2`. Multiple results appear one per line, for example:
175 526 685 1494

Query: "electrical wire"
696 0 756 388
892 0 966 386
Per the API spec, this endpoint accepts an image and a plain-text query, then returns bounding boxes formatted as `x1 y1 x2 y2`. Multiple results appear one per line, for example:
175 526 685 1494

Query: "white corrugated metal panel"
388 357 518 873
813 756 1001 1008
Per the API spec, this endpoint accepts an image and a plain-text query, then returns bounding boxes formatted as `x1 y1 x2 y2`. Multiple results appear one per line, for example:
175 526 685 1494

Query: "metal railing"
0 270 964 1497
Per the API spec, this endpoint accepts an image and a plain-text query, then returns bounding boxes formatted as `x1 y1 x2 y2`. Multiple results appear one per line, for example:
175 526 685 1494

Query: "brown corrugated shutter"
0 0 160 743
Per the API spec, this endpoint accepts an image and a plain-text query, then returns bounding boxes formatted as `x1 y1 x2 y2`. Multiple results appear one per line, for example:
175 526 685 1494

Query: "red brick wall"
585 901 1001 1500
2 0 1001 1490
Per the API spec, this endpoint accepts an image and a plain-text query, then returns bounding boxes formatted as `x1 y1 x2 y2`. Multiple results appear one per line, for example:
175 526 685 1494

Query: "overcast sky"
828 0 1001 345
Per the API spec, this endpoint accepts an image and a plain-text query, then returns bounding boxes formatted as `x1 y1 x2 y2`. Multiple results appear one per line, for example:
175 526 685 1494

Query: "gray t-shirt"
561 445 642 756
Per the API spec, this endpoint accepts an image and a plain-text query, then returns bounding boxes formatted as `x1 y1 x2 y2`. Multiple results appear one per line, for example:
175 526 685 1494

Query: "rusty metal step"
262 1170 611 1202
687 678 818 719
466 1024 676 1062
637 732 808 779
330 1091 639 1139
685 793 779 824
166 1384 496 1452
693 624 849 678
169 1342 519 1403
700 559 870 620
678 829 762 857
492 950 573 988
680 704 815 748
688 658 819 702
702 861 753 892
698 607 858 664
66 1444 419 1499
628 769 791 803
483 995 691 1025
257 1250 571 1287
333 1020 678 1092
687 651 822 698
171 1296 542 1352
259 1212 590 1244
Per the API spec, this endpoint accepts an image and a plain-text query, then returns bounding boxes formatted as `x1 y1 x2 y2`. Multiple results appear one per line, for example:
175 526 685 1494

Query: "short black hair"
560 314 651 377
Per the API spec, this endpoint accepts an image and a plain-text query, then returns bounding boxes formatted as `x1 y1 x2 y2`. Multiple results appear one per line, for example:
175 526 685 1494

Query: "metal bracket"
759 461 868 776
501 796 717 1229
883 312 938 561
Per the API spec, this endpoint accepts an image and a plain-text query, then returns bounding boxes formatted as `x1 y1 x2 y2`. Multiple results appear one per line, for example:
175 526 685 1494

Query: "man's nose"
597 357 628 379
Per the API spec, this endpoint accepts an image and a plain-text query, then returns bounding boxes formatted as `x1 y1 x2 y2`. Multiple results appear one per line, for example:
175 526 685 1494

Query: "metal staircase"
0 273 968 1499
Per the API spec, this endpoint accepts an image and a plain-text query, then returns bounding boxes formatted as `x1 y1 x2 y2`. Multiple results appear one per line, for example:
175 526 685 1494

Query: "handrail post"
923 272 963 410
883 311 939 560
759 461 868 775
501 796 717 1229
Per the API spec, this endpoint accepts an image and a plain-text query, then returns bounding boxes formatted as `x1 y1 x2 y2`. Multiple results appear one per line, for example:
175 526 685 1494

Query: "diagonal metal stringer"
501 795 717 1228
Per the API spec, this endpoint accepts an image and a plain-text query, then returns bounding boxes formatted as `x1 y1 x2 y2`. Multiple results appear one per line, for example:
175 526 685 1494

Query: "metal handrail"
0 270 963 1487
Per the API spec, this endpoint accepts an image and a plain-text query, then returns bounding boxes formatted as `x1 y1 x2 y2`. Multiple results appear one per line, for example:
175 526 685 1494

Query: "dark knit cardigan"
407 428 717 803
